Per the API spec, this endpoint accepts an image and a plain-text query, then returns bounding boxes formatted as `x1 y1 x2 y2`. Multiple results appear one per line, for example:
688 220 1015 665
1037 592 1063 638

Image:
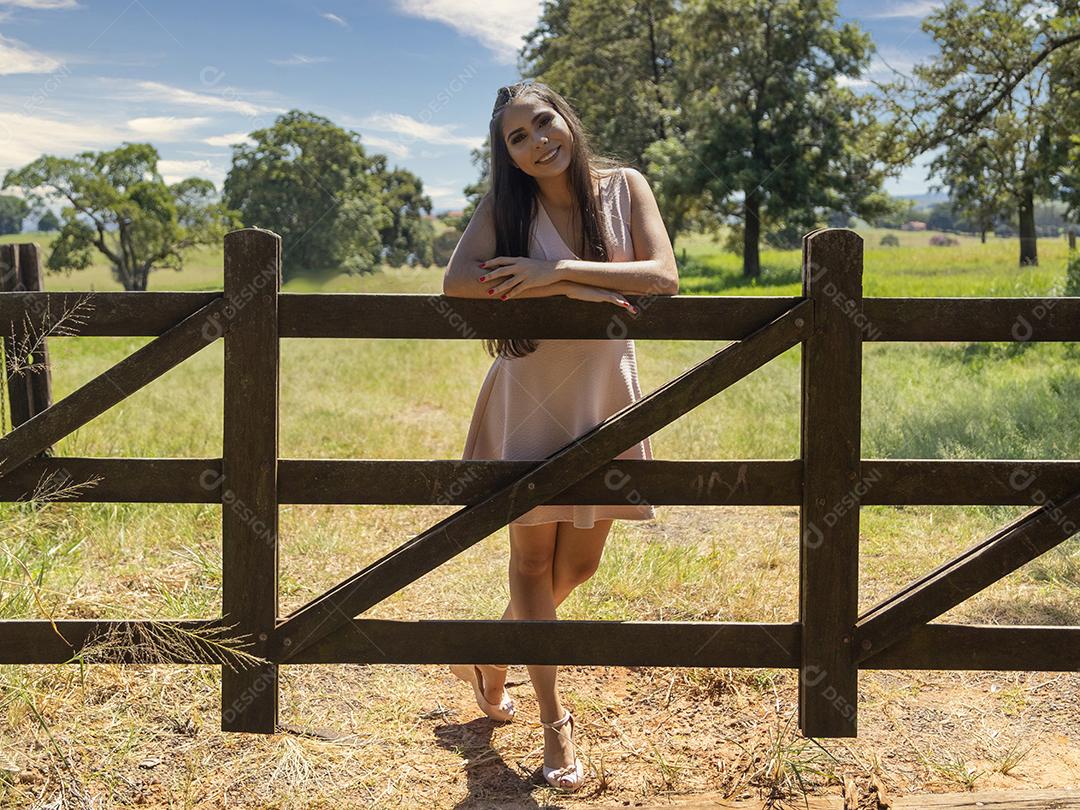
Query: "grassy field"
0 227 1078 807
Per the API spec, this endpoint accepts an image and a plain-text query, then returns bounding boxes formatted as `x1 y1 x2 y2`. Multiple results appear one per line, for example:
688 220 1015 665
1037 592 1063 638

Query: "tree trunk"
980 229 987 244
743 188 761 280
1018 187 1038 266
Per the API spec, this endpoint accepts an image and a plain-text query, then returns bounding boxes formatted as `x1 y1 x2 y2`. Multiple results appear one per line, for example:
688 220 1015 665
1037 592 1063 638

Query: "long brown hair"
484 80 623 359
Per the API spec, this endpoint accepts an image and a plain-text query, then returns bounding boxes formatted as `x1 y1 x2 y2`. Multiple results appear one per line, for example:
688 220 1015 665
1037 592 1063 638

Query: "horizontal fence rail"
1 457 1078 505
1 228 1078 741
2 620 1078 672
2 291 1080 340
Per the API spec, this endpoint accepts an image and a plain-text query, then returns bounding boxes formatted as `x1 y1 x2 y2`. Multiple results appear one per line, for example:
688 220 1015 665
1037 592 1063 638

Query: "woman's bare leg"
475 519 614 701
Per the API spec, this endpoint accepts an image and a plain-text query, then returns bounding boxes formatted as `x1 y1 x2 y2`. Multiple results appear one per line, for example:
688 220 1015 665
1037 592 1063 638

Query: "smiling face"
499 98 573 178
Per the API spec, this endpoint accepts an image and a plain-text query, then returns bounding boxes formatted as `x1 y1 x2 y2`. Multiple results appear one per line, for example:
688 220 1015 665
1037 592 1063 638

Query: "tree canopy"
224 110 434 282
3 143 239 290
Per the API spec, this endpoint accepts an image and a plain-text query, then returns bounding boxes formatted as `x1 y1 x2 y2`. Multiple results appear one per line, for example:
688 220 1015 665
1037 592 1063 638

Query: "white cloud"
865 1 942 18
321 11 348 27
0 110 124 175
203 131 255 147
357 132 410 159
127 115 211 140
354 111 483 148
0 32 63 74
113 79 286 118
269 53 332 66
392 0 538 64
157 158 226 188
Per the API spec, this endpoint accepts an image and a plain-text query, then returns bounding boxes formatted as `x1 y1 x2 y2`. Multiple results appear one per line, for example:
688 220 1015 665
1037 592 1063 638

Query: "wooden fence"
0 227 1078 738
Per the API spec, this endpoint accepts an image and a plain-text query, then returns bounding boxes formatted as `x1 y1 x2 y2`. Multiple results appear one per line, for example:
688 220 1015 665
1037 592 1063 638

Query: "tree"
374 161 435 267
521 0 677 170
36 210 60 232
224 110 432 282
876 0 1077 265
932 141 1009 242
0 194 29 235
3 143 240 290
672 0 890 277
1049 16 1080 222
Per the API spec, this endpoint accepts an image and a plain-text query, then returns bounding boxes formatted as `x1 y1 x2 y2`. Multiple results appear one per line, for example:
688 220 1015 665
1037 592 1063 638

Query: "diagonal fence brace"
0 296 229 480
272 298 813 660
854 486 1080 664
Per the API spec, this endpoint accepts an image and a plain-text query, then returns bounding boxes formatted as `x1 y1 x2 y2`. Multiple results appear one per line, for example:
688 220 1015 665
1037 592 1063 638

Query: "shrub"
1066 250 1080 297
929 234 959 247
879 234 900 247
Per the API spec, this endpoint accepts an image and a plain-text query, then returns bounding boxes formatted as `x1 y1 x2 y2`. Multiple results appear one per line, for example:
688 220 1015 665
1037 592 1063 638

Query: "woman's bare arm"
443 192 497 298
555 168 679 295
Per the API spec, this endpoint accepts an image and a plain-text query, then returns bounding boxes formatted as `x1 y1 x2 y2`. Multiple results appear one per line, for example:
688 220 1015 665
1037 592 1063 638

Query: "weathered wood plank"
279 458 800 505
0 619 227 664
281 293 806 339
5 457 1080 506
863 623 1080 671
220 228 280 734
0 245 54 438
799 228 863 738
0 292 803 339
5 620 1073 671
856 459 1080 505
291 620 801 667
863 297 1080 341
0 291 221 336
3 291 1079 340
854 487 1080 664
272 299 812 660
0 296 227 480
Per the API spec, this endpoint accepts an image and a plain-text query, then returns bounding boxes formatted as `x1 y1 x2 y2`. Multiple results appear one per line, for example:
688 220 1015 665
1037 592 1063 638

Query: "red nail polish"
479 262 486 267
479 276 486 281
487 289 494 294
500 294 507 300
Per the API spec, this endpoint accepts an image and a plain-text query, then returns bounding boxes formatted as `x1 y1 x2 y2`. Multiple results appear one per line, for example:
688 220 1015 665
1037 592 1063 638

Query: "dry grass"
1 234 1079 807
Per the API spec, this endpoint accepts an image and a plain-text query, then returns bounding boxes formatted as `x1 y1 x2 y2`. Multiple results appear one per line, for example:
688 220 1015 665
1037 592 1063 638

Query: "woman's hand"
478 256 562 298
560 281 638 314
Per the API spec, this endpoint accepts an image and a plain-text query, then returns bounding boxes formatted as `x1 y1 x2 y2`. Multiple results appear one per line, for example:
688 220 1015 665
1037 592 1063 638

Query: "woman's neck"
534 169 602 213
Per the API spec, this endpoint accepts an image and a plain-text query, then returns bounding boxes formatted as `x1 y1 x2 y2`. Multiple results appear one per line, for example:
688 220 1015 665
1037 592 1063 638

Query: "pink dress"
461 167 657 529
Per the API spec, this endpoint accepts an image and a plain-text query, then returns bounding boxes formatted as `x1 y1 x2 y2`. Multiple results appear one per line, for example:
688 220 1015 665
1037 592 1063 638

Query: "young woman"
443 80 679 792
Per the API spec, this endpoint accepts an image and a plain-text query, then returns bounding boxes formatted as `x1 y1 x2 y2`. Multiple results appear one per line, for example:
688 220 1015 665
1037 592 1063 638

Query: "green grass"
0 226 1077 806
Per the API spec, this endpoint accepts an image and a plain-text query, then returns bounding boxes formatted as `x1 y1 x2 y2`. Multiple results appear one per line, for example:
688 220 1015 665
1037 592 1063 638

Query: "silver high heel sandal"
449 663 515 722
541 709 584 791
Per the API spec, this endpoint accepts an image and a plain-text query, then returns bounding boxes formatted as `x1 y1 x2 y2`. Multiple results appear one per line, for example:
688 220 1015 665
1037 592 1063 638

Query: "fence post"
221 228 281 733
0 244 54 448
798 228 863 737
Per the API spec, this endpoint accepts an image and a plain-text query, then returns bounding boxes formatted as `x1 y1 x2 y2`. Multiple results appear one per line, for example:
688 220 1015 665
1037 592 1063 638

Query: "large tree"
3 143 239 290
876 0 1078 265
520 0 677 170
224 110 433 282
1049 14 1080 222
671 0 889 278
516 0 888 276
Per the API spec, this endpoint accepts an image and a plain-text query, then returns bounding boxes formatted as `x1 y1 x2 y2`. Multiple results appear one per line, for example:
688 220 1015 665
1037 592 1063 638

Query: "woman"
442 80 679 792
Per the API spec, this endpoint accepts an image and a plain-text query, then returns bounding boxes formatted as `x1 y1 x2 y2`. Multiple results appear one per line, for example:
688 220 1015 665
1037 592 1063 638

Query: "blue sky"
0 0 941 215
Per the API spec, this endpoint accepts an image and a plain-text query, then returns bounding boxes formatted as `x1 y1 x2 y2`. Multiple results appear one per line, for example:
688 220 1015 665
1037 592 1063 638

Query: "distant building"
901 220 927 231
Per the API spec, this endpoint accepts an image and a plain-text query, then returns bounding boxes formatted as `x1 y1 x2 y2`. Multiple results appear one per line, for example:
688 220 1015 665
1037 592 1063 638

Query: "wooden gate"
1 227 1078 738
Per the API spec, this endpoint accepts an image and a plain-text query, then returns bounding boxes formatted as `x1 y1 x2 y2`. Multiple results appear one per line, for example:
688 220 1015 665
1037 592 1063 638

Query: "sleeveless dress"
460 167 657 529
